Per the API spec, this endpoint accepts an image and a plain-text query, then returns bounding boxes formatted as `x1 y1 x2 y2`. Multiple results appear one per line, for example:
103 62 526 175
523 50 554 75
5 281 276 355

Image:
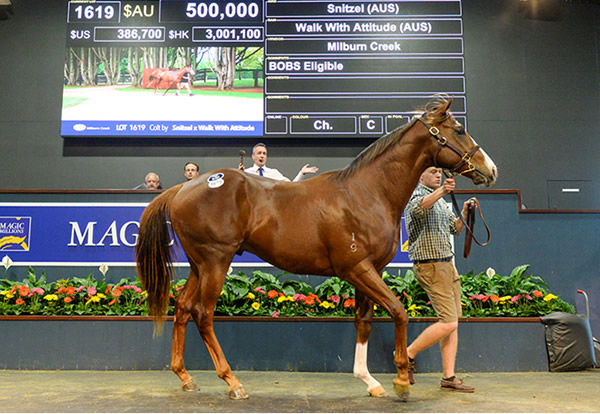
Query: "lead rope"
444 171 492 258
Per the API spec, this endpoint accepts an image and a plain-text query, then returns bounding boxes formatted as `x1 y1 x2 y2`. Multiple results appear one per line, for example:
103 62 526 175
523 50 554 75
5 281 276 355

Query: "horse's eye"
456 127 466 135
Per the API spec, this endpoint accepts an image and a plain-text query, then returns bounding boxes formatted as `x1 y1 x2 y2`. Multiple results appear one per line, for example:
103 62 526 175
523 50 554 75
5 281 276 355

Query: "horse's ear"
440 97 453 114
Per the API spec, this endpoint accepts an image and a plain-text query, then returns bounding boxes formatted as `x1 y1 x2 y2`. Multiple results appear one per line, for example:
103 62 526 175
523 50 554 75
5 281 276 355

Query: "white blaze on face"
480 147 498 180
353 341 382 392
471 137 498 183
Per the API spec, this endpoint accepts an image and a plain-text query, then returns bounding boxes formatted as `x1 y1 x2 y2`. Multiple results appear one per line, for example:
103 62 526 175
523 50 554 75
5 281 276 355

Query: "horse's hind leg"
170 264 200 391
353 290 387 397
190 257 248 399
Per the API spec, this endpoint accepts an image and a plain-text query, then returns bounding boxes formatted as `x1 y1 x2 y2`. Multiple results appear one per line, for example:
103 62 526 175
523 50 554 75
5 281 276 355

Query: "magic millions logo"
0 216 32 251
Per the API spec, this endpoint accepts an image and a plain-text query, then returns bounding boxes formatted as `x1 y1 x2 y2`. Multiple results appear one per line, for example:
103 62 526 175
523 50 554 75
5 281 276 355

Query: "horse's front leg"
353 291 387 397
344 259 410 401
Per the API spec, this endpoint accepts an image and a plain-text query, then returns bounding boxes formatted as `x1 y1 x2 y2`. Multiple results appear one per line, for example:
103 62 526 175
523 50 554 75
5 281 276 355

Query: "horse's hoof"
228 385 249 400
392 379 410 402
182 381 198 392
368 385 388 398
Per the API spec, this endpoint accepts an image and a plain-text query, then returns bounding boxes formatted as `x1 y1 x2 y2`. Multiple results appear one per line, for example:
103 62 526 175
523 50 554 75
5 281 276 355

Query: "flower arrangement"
460 265 574 316
0 265 574 317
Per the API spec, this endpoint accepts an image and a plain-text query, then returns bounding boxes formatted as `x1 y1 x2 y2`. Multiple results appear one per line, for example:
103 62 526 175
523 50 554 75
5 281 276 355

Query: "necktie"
258 167 264 176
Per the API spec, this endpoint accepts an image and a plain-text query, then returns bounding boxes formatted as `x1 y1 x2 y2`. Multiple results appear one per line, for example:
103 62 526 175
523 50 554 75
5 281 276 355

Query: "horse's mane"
334 96 453 180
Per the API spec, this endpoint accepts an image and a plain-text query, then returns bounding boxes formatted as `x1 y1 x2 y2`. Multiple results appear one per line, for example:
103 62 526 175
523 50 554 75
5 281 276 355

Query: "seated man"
139 172 162 190
184 162 200 181
238 143 318 182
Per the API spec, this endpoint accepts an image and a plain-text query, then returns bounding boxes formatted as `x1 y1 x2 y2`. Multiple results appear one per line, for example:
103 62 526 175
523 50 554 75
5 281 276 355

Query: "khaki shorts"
413 261 462 323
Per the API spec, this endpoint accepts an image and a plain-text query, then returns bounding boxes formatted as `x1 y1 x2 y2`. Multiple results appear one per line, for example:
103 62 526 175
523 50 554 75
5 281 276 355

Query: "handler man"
404 166 475 392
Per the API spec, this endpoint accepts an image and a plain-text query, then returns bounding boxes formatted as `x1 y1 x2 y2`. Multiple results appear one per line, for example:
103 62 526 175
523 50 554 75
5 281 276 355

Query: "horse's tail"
136 184 183 330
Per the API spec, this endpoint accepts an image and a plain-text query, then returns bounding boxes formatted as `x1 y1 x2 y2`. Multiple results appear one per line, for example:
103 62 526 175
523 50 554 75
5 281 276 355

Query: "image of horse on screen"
61 46 264 137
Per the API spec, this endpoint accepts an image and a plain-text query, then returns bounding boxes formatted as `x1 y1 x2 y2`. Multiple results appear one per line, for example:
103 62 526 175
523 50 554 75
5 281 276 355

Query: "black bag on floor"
540 312 597 371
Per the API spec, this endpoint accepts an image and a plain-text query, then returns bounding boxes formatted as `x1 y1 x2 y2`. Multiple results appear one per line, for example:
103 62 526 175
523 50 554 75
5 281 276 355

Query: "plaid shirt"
404 183 458 261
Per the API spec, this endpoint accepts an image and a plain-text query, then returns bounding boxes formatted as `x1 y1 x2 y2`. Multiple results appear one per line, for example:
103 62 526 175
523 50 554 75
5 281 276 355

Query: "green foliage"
0 265 575 318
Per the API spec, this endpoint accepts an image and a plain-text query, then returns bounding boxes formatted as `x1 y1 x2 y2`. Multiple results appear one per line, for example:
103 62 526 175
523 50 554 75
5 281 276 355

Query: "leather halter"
417 115 491 257
416 116 481 177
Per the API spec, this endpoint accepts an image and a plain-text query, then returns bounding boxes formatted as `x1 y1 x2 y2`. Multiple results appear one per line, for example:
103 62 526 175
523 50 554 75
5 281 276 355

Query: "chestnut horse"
149 66 195 96
136 97 497 401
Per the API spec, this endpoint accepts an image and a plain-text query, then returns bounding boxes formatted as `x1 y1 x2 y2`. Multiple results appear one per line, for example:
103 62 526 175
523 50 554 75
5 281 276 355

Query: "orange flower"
307 293 321 304
66 286 76 296
403 291 411 300
481 295 490 302
18 285 30 297
533 290 543 297
267 290 279 299
108 299 117 306
344 299 356 308
57 287 66 294
105 285 113 294
64 296 73 303
304 296 315 305
15 298 25 305
490 294 500 303
112 289 122 297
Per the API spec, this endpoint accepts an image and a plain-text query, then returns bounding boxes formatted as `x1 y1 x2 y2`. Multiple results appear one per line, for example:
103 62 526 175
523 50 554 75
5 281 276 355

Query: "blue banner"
0 203 410 267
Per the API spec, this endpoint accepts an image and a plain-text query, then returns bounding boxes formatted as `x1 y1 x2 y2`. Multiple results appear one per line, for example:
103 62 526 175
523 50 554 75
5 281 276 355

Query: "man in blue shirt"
404 166 475 392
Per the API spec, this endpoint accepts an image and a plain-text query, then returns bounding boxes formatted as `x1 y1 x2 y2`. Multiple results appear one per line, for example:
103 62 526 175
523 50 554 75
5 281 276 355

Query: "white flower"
227 266 233 275
99 263 109 276
1 255 13 270
486 267 496 278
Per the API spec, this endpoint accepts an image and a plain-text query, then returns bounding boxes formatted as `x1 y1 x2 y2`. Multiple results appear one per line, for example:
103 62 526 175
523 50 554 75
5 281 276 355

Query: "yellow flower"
251 302 260 310
319 301 334 309
85 294 104 305
5 293 14 299
245 292 256 300
407 304 421 317
0 290 9 296
277 295 289 303
499 295 512 304
43 294 58 301
141 291 148 297
544 293 558 302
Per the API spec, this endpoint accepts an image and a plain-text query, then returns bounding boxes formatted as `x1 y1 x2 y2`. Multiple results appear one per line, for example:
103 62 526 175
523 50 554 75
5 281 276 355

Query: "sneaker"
408 358 416 385
440 376 474 392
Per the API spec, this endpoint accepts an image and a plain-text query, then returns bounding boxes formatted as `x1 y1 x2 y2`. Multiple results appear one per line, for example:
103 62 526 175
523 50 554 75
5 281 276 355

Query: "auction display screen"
61 0 465 137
